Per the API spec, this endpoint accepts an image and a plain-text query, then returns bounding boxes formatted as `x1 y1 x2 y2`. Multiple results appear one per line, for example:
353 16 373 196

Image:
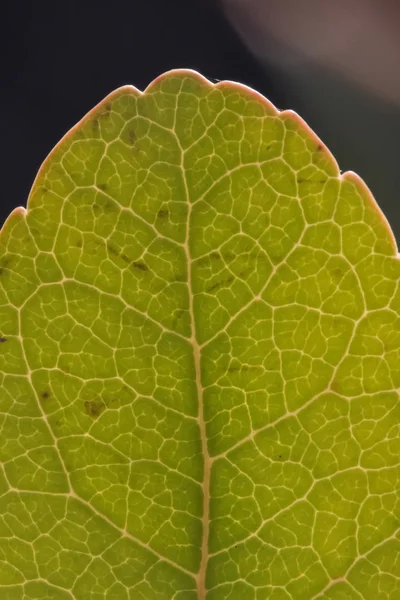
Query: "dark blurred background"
2 0 400 242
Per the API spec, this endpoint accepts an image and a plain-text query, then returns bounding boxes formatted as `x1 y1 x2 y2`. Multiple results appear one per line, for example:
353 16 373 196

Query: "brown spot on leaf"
97 182 108 192
174 309 184 319
30 227 40 238
41 391 50 399
297 178 328 184
127 129 137 145
106 244 134 267
132 261 149 272
207 276 235 293
100 103 112 119
172 274 186 283
0 258 11 268
331 267 345 281
157 209 169 220
172 309 185 329
0 257 11 278
84 400 106 418
0 337 7 343
107 244 119 257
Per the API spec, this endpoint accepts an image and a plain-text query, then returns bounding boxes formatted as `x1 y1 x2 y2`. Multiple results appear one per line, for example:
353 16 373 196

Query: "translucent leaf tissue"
0 70 399 599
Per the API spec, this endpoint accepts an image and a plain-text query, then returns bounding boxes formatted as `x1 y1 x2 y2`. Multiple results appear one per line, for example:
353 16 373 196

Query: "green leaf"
0 69 399 599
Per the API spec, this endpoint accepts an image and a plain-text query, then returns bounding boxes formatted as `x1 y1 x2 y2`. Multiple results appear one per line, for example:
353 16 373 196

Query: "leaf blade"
1 69 399 599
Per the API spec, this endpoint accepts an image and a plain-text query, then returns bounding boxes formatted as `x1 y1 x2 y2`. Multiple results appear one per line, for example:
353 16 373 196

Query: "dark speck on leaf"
101 104 112 119
157 209 169 219
0 258 11 269
316 144 323 151
106 244 132 266
172 309 185 328
207 276 234 293
30 227 40 238
84 400 105 418
278 455 282 459
172 274 186 283
97 183 108 191
297 177 327 184
41 391 50 399
127 129 137 144
332 267 344 281
132 261 149 272
0 337 7 343
107 244 119 257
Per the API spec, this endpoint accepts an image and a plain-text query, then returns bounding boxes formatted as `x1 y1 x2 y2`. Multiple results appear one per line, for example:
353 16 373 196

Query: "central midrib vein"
180 151 210 600
192 302 210 600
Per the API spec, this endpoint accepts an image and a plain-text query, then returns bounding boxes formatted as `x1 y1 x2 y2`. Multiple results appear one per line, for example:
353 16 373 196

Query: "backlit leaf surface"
0 70 399 599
